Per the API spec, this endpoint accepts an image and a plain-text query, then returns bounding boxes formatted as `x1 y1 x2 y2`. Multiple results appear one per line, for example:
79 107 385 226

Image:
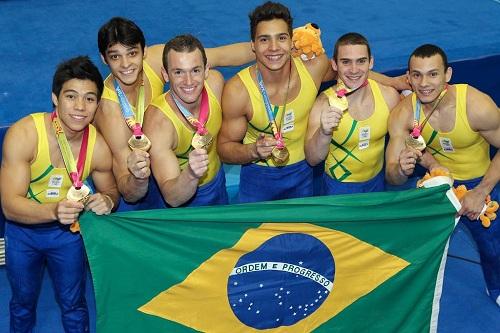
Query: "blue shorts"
454 177 500 305
5 221 89 332
183 166 229 207
239 160 313 203
321 170 385 195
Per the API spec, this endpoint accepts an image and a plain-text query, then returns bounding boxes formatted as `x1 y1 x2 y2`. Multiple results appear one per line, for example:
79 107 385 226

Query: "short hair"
249 1 293 41
97 17 146 57
162 34 207 71
52 56 104 102
333 32 371 61
408 44 449 71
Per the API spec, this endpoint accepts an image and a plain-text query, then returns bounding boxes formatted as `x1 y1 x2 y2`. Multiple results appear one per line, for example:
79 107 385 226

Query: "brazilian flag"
80 185 457 333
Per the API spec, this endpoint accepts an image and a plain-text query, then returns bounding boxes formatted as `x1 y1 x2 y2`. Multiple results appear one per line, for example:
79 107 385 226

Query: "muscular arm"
0 117 81 224
305 93 337 166
86 133 119 213
385 98 416 185
94 100 149 202
143 106 205 207
459 88 500 218
206 42 255 68
217 76 261 164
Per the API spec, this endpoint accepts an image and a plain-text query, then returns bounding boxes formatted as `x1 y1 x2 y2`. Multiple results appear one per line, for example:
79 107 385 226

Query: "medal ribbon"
335 79 368 97
114 80 146 138
50 111 89 189
256 61 292 149
412 86 448 138
171 87 210 135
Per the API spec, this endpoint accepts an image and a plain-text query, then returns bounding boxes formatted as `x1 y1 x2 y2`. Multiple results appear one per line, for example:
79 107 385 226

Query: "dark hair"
97 17 146 57
52 56 104 103
249 1 293 41
162 34 207 71
408 44 449 71
333 32 371 61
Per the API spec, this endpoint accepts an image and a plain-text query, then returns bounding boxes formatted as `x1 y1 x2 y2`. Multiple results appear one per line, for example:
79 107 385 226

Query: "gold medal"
128 134 152 151
67 183 91 205
271 146 290 166
405 135 426 151
327 94 348 112
191 132 213 150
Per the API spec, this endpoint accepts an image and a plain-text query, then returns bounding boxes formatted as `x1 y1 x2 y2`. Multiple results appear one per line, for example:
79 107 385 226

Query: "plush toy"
416 167 451 188
453 185 498 228
417 168 498 228
292 23 325 61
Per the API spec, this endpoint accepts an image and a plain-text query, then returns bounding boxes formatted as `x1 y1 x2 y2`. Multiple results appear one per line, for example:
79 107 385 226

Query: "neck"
170 91 202 117
256 59 292 87
114 70 143 95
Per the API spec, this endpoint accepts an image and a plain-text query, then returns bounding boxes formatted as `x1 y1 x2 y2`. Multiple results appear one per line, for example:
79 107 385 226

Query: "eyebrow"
62 89 98 96
106 46 138 54
256 32 289 39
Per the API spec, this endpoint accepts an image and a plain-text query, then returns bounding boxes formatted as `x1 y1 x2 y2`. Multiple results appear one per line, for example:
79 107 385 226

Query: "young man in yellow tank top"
143 35 228 207
0 57 118 331
218 2 408 203
386 44 500 306
305 33 400 195
94 17 255 210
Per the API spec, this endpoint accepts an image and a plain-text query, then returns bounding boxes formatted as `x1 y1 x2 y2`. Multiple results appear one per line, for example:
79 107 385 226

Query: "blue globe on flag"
227 233 335 329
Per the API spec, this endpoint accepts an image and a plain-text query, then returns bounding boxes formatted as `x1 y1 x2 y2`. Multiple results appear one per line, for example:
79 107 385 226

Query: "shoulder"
464 85 499 131
376 82 400 109
301 54 330 85
207 69 225 100
388 95 413 132
3 114 38 161
144 44 165 77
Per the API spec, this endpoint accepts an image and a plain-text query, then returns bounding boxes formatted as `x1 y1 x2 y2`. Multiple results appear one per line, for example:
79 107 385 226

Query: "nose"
185 72 193 85
270 38 279 51
75 97 84 110
120 56 130 68
420 75 428 86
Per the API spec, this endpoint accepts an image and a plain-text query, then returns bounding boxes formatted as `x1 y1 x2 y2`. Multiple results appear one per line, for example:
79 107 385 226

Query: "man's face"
52 79 99 133
102 43 145 86
407 54 451 104
252 19 292 72
163 49 209 106
332 44 373 90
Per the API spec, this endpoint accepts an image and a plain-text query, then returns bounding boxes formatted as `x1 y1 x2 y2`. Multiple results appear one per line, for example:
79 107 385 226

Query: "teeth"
122 69 133 75
71 115 85 120
267 55 282 61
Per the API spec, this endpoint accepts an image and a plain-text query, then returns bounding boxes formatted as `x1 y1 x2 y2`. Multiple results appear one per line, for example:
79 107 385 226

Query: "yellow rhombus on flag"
139 223 409 332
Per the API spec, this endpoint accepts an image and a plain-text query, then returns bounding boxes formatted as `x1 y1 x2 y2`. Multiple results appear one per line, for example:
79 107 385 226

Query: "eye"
411 73 420 79
86 96 97 103
193 68 201 74
174 70 182 76
109 55 119 61
279 35 288 41
259 37 268 43
129 51 137 57
358 59 367 64
66 93 76 100
341 60 349 65
430 72 438 77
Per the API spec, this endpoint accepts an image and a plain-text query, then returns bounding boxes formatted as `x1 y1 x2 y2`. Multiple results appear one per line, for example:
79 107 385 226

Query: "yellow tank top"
149 83 221 186
324 79 389 182
238 57 318 166
101 60 164 122
413 84 489 180
27 113 96 204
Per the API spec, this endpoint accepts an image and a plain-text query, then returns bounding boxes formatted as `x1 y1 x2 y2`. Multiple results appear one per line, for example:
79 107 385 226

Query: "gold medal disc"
67 184 91 204
191 132 213 150
405 135 426 151
271 146 290 166
128 134 152 151
328 95 348 112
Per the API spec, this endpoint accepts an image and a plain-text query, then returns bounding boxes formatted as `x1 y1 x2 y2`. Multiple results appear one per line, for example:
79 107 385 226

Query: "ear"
369 56 374 70
204 63 210 80
330 58 338 72
100 54 108 65
143 46 148 59
251 41 255 53
445 66 452 83
51 93 59 107
161 67 169 83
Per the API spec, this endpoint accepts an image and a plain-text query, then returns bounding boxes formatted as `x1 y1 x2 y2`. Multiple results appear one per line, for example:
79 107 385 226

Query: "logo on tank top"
48 174 64 188
282 109 295 133
358 126 370 150
439 137 455 153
